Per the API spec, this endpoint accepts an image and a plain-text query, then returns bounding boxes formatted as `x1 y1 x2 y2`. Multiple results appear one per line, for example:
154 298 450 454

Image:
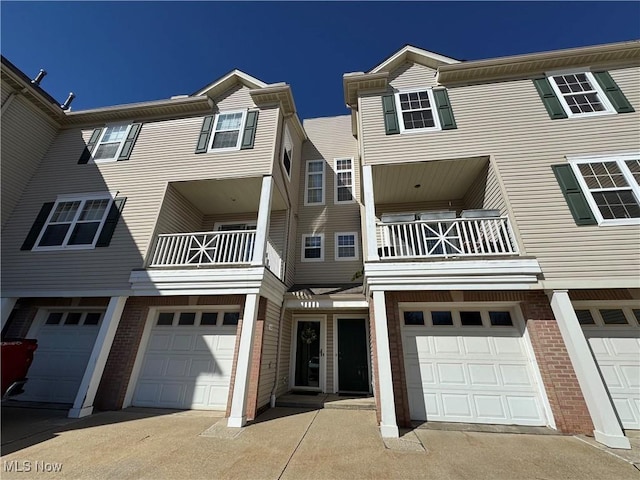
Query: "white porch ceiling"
172 177 286 215
372 157 489 204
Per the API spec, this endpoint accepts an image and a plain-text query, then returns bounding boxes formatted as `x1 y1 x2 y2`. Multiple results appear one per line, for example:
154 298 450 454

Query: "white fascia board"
260 270 288 304
1 289 132 298
129 267 266 296
194 69 268 97
541 278 640 290
370 45 460 74
285 298 369 309
365 259 542 276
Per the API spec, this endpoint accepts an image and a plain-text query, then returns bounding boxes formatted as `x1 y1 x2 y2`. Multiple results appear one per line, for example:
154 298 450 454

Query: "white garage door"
402 307 547 426
577 306 640 430
132 309 238 410
19 310 103 403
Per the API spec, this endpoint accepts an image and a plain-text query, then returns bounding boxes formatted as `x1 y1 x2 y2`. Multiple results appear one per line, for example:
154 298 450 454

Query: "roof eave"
370 45 460 74
343 71 389 107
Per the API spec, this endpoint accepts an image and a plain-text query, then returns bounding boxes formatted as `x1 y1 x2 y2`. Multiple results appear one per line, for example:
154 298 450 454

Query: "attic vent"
31 69 47 85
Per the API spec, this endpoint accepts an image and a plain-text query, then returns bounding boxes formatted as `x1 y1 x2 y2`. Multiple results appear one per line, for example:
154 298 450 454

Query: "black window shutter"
240 111 259 150
78 128 104 164
96 197 127 247
551 165 597 225
381 95 400 135
117 123 143 161
433 89 457 130
592 71 635 114
533 78 568 120
195 115 215 153
21 202 54 250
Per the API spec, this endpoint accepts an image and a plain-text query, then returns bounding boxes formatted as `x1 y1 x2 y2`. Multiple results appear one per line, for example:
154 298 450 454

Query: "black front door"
337 318 369 393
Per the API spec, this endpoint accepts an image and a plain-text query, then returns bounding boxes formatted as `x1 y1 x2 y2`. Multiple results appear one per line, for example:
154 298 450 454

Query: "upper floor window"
571 155 640 224
305 160 325 205
78 123 142 164
395 88 441 133
548 72 614 117
335 158 355 204
209 110 247 151
335 232 358 261
282 124 293 180
94 124 132 161
302 234 324 262
33 194 114 250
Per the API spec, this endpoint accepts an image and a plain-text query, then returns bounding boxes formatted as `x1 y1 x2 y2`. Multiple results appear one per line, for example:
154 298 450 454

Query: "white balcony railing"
376 217 518 259
149 230 284 279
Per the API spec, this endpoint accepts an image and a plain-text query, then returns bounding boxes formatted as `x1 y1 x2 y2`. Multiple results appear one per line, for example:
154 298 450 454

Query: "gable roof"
192 69 268 97
369 45 460 74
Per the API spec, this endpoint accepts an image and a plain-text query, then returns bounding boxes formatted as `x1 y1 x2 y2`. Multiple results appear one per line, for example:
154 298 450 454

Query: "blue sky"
2 2 639 119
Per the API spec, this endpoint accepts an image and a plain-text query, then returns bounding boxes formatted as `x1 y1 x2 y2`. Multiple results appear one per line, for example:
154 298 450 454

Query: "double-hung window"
209 110 247 151
302 234 324 262
335 232 358 261
569 154 640 225
335 158 354 203
395 88 441 133
305 160 325 205
93 124 132 161
548 72 614 117
34 194 114 250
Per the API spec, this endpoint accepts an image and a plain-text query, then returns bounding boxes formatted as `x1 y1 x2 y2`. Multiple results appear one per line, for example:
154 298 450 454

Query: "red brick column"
384 292 411 427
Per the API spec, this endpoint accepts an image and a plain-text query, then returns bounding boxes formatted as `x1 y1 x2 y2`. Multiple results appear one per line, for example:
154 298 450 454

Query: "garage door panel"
463 337 491 355
437 363 466 384
148 333 171 351
434 337 461 354
468 364 499 386
610 338 640 356
612 398 637 426
166 358 189 377
507 396 543 421
475 395 506 419
621 365 640 388
500 365 532 387
171 334 194 351
493 337 524 355
159 384 183 404
442 393 474 418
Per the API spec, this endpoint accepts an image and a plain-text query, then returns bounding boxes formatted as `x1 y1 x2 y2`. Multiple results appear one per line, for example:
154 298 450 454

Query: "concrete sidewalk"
1 406 638 479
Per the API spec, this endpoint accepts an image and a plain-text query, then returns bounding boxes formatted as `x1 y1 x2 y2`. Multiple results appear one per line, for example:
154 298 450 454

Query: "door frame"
290 315 327 392
332 314 372 395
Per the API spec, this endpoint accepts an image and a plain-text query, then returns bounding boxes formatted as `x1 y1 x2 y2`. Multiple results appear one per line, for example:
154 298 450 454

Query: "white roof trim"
370 45 460 74
194 69 268 97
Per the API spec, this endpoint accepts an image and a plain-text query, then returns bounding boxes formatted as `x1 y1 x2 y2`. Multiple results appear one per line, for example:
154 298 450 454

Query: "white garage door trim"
123 305 241 410
399 302 553 427
20 307 105 404
575 301 640 430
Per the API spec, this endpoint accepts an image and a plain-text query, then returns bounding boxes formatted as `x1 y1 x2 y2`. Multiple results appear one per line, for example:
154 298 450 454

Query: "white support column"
362 165 379 262
372 290 399 438
69 296 128 419
252 176 274 266
228 293 260 428
1 298 18 331
549 290 630 449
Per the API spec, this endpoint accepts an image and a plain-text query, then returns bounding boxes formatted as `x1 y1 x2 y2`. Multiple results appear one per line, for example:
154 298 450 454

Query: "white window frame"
32 192 115 251
334 157 355 204
568 153 640 226
207 109 247 152
547 70 615 119
304 159 325 206
394 87 442 134
282 124 293 181
91 122 133 163
335 232 358 261
302 233 324 262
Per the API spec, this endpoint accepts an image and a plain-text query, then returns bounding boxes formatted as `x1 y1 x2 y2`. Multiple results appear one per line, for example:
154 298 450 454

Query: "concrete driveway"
1 405 638 479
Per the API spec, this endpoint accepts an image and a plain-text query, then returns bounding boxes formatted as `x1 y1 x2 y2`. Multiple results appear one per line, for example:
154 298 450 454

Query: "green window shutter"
21 202 54 250
433 89 457 130
240 110 259 150
117 123 142 161
195 115 214 153
551 165 597 225
592 71 635 114
78 128 104 164
532 78 568 120
381 95 400 135
96 197 127 247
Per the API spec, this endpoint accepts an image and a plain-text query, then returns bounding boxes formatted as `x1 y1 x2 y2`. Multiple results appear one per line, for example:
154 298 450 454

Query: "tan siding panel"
389 63 438 90
1 87 278 293
296 116 362 284
154 185 204 234
275 309 292 397
1 95 58 227
1 80 14 105
214 84 256 111
257 299 281 409
360 66 640 284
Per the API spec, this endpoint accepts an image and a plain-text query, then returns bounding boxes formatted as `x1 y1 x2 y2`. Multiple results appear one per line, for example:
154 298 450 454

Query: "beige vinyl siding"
154 185 204 235
388 62 438 89
462 162 507 214
360 66 640 284
296 116 362 284
1 79 14 105
275 309 293 397
1 93 58 227
213 84 256 111
1 86 279 294
257 298 281 409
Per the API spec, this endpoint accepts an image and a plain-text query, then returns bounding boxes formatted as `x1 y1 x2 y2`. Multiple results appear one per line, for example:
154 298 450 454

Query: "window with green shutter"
389 87 457 133
79 123 142 163
195 109 259 153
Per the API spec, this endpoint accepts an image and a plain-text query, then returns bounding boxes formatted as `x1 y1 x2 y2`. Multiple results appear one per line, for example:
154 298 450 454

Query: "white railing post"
252 176 273 266
363 165 379 261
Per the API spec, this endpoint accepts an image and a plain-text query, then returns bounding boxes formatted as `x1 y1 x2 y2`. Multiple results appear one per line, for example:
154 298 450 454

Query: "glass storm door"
294 320 322 389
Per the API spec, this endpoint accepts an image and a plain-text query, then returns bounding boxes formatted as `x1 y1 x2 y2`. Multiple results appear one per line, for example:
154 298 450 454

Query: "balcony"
376 213 518 260
149 230 283 278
